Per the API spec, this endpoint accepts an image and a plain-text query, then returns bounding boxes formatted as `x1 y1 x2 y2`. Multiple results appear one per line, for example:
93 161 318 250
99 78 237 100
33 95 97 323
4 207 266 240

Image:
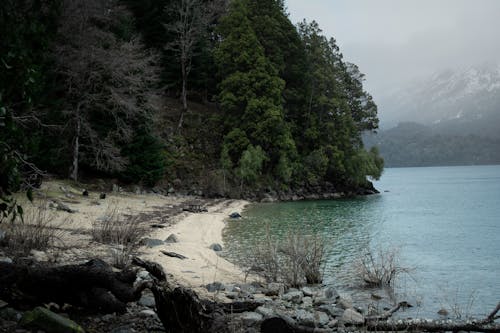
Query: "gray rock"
229 212 242 219
302 296 313 308
240 311 263 327
255 306 274 318
30 250 49 262
324 287 339 299
206 282 225 292
0 307 21 322
237 283 257 294
0 230 5 242
0 300 7 309
265 282 283 296
138 295 156 308
301 286 315 297
209 243 223 252
328 319 339 328
136 270 152 281
282 290 303 304
337 295 353 309
139 309 158 318
225 292 239 299
295 309 315 327
0 257 13 264
165 234 179 243
312 297 330 306
56 202 77 213
19 306 84 332
317 304 344 318
314 311 330 327
253 295 273 303
142 238 165 248
341 308 365 325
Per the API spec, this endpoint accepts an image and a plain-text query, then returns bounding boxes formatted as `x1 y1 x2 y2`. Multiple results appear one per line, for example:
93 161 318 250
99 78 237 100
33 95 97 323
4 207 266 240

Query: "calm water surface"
223 165 500 317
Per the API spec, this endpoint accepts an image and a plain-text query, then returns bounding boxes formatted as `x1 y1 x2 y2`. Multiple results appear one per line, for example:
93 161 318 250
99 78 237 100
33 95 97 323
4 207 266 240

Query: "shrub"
355 246 411 288
1 201 63 256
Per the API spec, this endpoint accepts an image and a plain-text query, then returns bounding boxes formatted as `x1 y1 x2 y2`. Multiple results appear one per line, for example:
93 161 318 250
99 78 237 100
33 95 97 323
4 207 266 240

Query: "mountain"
378 63 500 135
367 64 500 167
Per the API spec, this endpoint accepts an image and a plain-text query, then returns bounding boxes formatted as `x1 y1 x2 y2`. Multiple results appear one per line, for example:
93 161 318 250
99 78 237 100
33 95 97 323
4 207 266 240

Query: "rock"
324 287 339 299
314 311 330 327
160 251 187 259
240 311 263 327
209 243 223 252
0 257 13 264
30 250 49 262
206 282 225 292
328 319 339 328
139 309 158 318
0 230 6 242
295 309 315 327
142 238 165 248
301 286 315 297
265 282 283 296
317 305 344 318
224 292 239 299
0 307 22 322
341 308 365 325
437 308 449 316
0 300 7 309
165 234 179 243
99 193 106 199
282 290 303 304
136 270 152 281
302 297 313 308
20 306 84 333
255 306 274 318
337 295 353 309
138 295 156 308
229 212 241 219
253 295 273 303
56 202 77 213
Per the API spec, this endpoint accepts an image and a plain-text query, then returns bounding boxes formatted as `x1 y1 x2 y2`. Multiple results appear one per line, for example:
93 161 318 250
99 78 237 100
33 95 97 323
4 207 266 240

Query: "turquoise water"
223 165 500 317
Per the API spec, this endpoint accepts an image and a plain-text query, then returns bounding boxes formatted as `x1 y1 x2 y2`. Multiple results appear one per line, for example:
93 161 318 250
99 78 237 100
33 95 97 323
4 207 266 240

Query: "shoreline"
140 199 252 293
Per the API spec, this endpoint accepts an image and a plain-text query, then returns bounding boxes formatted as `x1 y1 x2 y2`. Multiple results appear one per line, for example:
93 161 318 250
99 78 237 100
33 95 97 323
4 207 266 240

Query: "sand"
9 180 251 292
142 200 251 290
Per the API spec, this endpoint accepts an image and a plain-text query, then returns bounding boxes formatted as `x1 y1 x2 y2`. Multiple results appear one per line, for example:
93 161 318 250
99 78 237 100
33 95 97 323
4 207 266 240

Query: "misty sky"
285 0 500 99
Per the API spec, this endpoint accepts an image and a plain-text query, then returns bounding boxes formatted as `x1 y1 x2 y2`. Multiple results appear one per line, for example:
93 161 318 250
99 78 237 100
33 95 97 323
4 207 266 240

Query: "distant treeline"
1 0 382 203
365 122 500 167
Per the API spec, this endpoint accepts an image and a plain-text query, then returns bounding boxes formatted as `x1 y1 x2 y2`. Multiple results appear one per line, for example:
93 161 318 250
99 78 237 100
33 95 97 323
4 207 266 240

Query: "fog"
285 0 500 98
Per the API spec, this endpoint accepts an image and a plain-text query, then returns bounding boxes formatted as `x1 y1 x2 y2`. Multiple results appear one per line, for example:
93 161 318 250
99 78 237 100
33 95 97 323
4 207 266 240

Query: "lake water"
222 165 500 318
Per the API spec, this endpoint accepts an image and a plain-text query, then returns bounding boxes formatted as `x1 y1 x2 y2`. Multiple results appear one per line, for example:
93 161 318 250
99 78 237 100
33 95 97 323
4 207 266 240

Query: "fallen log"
0 259 148 313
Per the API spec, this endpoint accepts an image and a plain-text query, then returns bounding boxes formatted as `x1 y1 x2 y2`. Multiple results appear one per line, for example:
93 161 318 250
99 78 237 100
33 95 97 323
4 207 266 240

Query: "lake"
222 165 500 318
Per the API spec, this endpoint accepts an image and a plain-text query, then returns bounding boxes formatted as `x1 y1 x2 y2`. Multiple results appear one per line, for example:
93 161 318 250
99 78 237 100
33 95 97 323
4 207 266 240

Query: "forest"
1 0 383 213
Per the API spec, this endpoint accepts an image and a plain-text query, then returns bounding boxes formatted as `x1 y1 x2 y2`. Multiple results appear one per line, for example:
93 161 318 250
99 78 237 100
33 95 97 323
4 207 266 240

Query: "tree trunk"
70 104 81 181
177 58 188 132
0 259 149 314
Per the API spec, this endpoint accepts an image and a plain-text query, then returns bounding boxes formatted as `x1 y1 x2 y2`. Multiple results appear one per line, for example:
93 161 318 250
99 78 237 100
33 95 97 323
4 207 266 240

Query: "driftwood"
0 259 149 313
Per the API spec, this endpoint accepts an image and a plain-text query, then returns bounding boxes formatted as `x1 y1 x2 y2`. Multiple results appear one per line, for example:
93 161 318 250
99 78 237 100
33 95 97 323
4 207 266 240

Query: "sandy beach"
142 199 251 290
16 180 251 294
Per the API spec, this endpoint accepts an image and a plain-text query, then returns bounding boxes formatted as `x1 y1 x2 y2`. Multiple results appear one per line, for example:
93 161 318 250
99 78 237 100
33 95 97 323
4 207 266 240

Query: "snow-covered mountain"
378 63 500 135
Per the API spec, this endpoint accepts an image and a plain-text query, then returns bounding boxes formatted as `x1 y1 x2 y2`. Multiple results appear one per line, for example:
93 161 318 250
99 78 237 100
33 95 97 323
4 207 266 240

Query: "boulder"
20 306 85 333
341 308 365 325
240 311 263 327
282 290 303 304
0 257 13 264
205 282 225 292
229 212 242 219
265 282 283 296
30 250 49 262
165 234 179 243
255 306 275 318
139 309 157 318
141 238 164 248
324 286 339 299
301 286 315 297
314 311 330 327
209 243 223 252
317 304 344 318
138 295 155 308
295 309 315 327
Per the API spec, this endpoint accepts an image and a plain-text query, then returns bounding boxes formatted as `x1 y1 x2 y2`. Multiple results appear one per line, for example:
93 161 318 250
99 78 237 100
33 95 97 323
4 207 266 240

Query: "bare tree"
164 0 225 131
54 0 161 181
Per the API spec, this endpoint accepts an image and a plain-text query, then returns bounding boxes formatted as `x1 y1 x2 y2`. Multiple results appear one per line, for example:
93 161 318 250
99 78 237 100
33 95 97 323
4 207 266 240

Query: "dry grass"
356 246 412 288
247 226 326 287
91 203 146 267
0 201 65 256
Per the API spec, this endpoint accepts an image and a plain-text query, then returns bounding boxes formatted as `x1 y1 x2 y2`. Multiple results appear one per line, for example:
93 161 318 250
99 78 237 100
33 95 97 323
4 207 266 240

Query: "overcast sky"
285 0 500 99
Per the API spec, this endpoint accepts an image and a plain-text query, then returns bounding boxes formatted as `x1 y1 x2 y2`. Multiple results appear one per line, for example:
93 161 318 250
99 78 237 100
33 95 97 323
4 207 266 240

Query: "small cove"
223 165 500 318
